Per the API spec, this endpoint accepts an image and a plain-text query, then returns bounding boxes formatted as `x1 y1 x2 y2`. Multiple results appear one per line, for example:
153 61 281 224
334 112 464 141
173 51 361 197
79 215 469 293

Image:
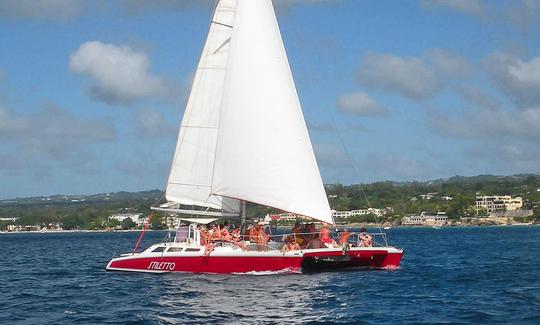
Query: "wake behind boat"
106 0 403 274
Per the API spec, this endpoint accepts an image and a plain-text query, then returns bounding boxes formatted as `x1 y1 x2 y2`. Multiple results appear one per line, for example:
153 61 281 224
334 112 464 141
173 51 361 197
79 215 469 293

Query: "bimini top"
178 218 218 225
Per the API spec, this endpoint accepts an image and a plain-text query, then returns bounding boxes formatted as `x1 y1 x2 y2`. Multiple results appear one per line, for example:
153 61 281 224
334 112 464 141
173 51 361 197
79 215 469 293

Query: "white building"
273 213 310 222
476 195 522 213
271 208 388 222
332 208 387 219
109 213 144 226
402 212 448 226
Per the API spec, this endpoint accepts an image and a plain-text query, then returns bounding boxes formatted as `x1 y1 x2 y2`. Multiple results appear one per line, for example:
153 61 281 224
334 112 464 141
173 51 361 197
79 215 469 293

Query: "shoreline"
0 229 151 234
1 222 537 234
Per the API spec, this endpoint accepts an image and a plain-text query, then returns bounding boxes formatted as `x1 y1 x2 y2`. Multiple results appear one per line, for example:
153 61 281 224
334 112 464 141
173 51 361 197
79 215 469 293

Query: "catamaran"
106 0 403 274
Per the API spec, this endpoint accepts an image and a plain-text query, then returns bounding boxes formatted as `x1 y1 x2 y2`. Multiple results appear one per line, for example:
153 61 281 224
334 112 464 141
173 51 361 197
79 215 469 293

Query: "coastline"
0 229 153 234
2 222 537 235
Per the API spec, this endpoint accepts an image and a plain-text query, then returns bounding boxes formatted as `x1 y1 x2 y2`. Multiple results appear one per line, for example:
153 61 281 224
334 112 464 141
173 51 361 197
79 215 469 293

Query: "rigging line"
211 20 233 29
179 125 218 129
168 181 211 187
325 105 388 246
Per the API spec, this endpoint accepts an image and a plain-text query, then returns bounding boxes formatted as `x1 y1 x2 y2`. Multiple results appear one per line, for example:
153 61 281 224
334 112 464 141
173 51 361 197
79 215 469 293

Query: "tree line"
1 175 539 230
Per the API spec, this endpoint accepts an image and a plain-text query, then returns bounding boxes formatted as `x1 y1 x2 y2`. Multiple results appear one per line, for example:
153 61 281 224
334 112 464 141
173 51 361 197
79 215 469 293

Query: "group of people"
287 222 373 250
197 222 246 255
191 221 374 255
196 222 272 255
339 227 373 247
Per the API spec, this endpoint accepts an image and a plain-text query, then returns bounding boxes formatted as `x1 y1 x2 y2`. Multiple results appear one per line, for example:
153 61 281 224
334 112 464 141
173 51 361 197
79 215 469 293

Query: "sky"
1 0 540 199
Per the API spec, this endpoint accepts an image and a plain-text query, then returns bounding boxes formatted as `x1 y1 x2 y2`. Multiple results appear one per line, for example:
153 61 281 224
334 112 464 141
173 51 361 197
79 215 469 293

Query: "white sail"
166 0 240 214
211 0 333 224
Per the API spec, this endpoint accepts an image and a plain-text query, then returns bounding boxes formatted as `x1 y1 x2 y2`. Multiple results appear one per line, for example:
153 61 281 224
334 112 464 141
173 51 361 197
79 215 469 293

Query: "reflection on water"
156 273 335 323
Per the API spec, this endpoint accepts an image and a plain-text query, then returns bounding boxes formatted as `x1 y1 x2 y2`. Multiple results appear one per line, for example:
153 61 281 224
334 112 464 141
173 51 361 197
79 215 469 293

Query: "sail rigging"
166 0 240 214
210 0 333 224
165 0 332 224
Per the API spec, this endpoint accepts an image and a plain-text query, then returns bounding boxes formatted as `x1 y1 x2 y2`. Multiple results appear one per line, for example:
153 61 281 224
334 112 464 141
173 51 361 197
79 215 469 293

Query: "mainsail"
166 0 240 214
211 0 333 224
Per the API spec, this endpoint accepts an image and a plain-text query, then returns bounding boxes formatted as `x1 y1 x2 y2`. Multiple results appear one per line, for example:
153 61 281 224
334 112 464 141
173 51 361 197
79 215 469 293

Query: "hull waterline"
106 247 403 274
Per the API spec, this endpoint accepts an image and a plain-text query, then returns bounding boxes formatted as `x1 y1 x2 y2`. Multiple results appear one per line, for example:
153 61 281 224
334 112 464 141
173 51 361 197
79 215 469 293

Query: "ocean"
1 226 539 324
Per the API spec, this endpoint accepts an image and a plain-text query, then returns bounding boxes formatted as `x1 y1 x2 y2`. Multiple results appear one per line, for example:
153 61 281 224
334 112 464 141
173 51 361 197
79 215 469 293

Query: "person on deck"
248 224 258 242
200 226 215 255
221 226 231 242
359 227 373 247
319 223 338 248
339 228 352 246
230 228 246 251
306 223 317 239
291 222 305 246
281 238 301 252
209 224 222 241
255 223 269 252
305 234 324 249
199 226 209 245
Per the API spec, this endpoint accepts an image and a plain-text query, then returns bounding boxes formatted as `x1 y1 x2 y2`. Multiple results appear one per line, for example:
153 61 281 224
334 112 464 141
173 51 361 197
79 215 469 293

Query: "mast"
240 200 246 226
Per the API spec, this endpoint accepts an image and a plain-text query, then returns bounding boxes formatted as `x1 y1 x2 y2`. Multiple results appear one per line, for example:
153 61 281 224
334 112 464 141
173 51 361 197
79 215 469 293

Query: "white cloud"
118 0 212 15
135 109 177 138
484 52 540 107
465 143 540 173
116 0 339 15
0 105 28 137
337 92 388 117
0 103 115 163
357 53 442 100
345 122 367 132
275 0 340 6
427 49 472 79
70 41 169 105
313 144 350 168
307 120 335 132
426 107 540 140
420 0 486 17
506 0 540 29
422 0 540 30
457 85 501 110
364 153 434 180
0 0 83 21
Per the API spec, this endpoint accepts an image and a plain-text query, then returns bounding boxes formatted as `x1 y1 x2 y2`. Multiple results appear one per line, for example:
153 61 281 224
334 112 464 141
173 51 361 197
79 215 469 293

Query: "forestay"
166 0 240 214
211 0 333 224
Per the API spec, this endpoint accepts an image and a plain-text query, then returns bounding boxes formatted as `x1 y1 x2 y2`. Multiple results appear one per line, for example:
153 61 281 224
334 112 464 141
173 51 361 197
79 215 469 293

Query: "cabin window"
152 246 165 253
167 247 184 252
184 248 202 252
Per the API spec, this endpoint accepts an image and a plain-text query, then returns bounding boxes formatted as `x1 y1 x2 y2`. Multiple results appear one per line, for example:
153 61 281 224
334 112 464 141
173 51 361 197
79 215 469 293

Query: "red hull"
302 248 404 271
107 247 403 274
107 255 303 274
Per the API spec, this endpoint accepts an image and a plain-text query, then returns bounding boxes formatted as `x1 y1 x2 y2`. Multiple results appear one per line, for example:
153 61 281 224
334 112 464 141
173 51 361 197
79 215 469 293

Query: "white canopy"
177 218 218 225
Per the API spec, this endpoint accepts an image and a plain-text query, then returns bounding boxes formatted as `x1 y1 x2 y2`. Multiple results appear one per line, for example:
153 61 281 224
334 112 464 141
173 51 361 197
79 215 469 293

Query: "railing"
164 228 390 251
270 231 388 248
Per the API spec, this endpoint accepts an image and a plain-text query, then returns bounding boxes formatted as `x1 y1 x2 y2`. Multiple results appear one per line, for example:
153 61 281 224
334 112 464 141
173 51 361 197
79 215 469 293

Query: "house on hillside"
402 212 448 226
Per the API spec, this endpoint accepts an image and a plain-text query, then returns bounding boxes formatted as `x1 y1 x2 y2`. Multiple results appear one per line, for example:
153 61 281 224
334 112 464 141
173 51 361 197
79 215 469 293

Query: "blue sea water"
1 226 540 324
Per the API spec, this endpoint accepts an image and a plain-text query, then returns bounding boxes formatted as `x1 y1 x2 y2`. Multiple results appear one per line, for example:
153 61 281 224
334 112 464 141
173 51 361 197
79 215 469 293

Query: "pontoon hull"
106 247 403 274
302 248 403 272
